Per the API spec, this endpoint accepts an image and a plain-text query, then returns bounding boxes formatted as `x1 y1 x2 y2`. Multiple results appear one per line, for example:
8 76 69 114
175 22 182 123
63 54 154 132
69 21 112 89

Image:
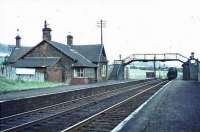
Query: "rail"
0 80 151 132
61 80 167 132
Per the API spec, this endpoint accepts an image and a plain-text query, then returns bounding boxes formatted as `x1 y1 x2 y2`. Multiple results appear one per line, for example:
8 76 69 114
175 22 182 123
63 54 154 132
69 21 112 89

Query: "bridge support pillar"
153 57 156 79
124 67 129 80
183 58 199 80
117 64 125 80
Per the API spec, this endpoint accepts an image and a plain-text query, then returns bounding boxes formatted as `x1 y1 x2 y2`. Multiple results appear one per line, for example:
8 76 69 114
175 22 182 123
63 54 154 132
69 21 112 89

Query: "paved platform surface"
0 80 128 102
114 80 200 132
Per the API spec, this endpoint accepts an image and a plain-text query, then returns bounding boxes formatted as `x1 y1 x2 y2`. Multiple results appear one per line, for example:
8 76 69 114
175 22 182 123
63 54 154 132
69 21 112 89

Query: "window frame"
74 68 84 78
101 64 107 77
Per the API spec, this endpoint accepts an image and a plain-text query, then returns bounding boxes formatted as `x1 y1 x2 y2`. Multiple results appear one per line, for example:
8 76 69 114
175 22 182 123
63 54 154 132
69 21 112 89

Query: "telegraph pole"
97 20 106 81
97 19 106 62
97 19 106 45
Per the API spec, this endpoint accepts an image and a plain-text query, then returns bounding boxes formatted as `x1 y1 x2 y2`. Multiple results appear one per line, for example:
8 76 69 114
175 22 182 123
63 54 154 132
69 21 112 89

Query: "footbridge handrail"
123 53 189 65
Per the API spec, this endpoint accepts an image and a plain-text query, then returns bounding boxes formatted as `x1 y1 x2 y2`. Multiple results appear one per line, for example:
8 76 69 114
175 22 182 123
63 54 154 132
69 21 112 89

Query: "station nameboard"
16 68 35 75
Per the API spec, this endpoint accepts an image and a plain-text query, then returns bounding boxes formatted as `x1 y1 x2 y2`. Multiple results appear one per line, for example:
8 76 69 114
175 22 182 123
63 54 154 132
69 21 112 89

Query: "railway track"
0 79 148 118
0 80 165 132
62 80 168 132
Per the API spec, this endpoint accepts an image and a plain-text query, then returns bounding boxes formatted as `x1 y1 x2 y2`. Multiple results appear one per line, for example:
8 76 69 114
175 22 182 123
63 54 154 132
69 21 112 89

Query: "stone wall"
25 41 73 83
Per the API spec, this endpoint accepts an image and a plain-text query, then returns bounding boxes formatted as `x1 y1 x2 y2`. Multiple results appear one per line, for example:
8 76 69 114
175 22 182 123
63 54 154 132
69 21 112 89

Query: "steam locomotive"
167 67 177 80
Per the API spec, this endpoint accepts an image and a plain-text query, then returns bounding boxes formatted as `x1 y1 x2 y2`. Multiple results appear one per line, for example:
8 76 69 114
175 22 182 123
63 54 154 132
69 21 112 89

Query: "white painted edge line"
111 80 172 132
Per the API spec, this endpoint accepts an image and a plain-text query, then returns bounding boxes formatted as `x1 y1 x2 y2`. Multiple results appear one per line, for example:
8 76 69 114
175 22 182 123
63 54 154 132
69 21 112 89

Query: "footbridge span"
108 53 199 81
123 53 188 64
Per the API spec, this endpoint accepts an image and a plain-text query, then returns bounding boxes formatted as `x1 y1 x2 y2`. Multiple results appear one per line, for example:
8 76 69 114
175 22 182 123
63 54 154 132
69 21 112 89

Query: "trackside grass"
0 76 63 93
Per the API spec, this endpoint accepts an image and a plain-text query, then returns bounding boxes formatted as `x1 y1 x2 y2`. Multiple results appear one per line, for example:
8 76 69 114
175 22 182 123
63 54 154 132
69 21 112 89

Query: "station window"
101 65 107 77
74 68 95 78
74 68 84 77
84 68 95 78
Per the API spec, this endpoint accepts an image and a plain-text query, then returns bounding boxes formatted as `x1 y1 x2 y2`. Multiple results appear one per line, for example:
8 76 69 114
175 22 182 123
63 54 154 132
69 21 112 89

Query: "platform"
113 80 200 132
0 80 132 102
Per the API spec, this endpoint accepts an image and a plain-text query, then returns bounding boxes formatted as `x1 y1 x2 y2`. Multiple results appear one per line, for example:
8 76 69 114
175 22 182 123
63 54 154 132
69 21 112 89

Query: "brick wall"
71 77 96 85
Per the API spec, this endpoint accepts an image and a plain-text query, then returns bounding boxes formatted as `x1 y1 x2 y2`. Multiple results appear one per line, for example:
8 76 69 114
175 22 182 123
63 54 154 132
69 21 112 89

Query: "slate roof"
46 41 97 67
72 44 108 63
7 47 32 63
7 40 107 68
13 57 61 68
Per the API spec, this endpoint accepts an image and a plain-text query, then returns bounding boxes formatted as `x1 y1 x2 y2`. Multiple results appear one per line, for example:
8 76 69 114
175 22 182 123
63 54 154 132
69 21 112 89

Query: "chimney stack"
190 52 194 59
67 34 73 46
42 20 52 41
15 29 21 48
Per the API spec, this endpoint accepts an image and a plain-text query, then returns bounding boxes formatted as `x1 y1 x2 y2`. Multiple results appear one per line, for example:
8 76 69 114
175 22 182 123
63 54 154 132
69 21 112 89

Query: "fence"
0 65 44 81
199 63 200 82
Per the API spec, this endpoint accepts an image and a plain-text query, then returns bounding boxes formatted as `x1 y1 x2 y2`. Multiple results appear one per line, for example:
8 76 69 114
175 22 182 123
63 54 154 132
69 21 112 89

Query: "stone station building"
7 21 108 84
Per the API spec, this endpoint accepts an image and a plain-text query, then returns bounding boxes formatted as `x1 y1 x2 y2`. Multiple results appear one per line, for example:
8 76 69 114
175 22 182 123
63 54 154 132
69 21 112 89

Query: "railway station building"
6 21 108 84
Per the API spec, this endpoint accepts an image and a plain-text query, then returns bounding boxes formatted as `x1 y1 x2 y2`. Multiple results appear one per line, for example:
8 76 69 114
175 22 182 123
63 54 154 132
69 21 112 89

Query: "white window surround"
73 68 95 78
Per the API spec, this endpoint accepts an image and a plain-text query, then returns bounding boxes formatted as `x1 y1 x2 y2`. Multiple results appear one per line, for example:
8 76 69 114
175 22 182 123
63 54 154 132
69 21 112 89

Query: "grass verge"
0 76 63 93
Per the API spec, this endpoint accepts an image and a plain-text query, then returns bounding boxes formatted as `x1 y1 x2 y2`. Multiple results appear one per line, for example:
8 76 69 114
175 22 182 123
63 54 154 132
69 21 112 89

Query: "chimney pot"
42 20 52 41
15 35 21 48
190 52 194 59
67 34 73 46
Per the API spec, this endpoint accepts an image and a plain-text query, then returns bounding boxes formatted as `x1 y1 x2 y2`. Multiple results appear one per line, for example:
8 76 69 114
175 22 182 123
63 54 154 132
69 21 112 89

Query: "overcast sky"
1 0 200 65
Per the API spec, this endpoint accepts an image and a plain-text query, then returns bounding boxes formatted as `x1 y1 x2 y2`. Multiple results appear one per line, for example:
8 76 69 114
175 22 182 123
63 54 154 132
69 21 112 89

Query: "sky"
0 0 200 66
